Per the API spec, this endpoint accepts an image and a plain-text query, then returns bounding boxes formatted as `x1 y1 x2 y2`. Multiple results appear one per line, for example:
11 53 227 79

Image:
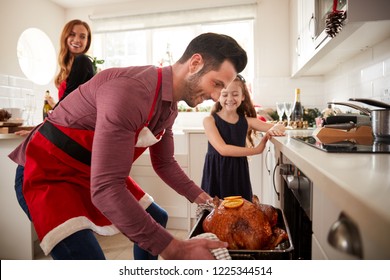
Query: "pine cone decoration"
325 10 347 38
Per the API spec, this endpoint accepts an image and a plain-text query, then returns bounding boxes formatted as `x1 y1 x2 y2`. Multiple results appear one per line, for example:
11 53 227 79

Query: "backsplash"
324 37 390 105
0 74 33 108
253 37 390 114
0 74 35 124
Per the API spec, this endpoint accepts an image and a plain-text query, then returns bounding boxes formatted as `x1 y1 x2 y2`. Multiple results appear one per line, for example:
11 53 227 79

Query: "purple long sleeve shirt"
9 65 203 255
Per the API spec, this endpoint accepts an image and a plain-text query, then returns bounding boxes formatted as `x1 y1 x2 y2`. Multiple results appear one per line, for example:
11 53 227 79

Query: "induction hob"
292 136 390 153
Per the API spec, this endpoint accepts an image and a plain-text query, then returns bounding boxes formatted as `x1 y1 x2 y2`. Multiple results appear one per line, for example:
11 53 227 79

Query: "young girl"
201 75 285 201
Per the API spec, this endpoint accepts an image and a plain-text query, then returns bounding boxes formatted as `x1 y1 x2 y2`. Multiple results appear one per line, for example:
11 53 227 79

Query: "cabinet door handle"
296 36 301 57
265 146 271 175
327 212 363 259
272 158 280 201
309 13 316 40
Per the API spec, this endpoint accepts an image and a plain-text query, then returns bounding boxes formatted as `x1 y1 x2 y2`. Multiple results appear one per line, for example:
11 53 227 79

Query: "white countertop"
271 130 390 253
0 133 25 140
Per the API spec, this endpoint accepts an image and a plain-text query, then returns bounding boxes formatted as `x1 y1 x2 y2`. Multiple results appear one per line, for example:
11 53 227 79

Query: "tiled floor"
34 229 188 260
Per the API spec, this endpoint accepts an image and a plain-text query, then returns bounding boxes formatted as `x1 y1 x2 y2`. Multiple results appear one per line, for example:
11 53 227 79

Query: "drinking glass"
284 102 293 127
24 93 36 125
276 102 285 122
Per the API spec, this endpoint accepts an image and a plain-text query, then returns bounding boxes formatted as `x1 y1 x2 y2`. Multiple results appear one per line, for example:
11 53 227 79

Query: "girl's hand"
268 124 286 136
254 131 271 154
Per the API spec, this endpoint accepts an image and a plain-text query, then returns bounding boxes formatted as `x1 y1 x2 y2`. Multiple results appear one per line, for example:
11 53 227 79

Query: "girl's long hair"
211 75 257 147
54 19 92 88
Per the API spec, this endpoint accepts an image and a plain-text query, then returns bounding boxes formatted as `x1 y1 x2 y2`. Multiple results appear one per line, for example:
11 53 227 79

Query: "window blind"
90 4 257 33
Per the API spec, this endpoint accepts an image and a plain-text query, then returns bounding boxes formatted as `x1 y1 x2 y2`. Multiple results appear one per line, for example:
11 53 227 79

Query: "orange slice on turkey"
222 197 244 208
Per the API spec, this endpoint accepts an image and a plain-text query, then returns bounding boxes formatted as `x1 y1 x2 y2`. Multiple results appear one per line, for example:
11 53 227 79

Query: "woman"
46 19 94 107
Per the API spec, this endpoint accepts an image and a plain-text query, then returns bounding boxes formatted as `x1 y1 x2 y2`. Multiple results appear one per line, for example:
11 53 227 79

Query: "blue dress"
201 113 253 201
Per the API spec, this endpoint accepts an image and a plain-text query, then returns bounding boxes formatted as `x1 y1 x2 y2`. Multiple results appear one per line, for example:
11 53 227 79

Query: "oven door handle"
272 158 280 201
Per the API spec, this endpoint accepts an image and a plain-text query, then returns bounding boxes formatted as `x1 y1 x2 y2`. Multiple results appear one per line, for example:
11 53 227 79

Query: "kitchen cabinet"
0 136 34 260
260 141 281 208
271 130 390 259
130 153 190 230
291 0 390 77
312 184 359 259
187 131 208 226
290 0 315 75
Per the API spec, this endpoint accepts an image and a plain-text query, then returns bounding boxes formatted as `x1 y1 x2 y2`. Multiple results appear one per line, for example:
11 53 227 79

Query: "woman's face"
219 80 244 111
67 24 89 55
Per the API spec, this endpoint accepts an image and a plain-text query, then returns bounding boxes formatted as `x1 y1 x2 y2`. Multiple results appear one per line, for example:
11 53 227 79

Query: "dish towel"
191 232 231 260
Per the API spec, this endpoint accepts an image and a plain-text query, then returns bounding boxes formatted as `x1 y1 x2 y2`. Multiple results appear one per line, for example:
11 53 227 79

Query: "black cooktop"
292 136 390 153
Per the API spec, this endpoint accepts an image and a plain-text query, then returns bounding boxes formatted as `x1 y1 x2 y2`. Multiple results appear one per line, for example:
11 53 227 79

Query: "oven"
279 153 313 260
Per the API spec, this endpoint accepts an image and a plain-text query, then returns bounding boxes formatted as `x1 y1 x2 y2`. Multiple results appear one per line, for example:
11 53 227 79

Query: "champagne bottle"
291 88 303 121
43 90 53 120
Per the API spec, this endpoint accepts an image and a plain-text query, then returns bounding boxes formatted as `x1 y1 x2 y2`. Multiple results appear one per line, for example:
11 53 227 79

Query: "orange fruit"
222 198 244 209
223 195 242 200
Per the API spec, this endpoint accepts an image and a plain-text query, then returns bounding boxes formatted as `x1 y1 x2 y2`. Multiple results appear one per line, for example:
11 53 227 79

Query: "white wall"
0 0 66 124
324 37 390 104
2 0 390 120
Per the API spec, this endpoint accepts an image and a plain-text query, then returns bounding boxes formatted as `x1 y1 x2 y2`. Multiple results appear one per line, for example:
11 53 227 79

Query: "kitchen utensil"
328 102 371 115
327 212 363 259
313 126 373 145
328 101 390 140
324 121 356 130
348 98 390 109
324 115 371 126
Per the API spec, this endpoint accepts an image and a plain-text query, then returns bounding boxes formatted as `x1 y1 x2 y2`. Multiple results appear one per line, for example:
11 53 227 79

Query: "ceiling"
49 0 133 9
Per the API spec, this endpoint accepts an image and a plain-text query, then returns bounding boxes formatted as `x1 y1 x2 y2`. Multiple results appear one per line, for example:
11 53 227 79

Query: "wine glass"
276 102 285 122
284 102 293 127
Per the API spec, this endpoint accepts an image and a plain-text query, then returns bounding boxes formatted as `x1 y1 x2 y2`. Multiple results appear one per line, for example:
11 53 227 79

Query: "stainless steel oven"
280 153 313 260
314 0 347 48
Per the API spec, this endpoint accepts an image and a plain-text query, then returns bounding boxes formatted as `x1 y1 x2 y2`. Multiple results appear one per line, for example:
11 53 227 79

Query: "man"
9 32 247 260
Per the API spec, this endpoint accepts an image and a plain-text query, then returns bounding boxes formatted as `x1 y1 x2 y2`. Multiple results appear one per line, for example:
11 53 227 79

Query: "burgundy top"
9 65 203 255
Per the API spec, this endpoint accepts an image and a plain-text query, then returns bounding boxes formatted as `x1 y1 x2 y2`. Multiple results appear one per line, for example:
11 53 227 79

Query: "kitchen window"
90 4 255 84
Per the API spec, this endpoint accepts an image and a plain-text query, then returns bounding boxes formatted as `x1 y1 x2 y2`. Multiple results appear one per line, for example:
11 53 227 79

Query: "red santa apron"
23 68 163 255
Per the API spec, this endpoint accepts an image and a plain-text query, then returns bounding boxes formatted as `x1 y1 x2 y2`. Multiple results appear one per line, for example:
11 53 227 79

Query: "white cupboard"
0 136 34 260
130 153 190 230
290 0 316 76
312 184 359 260
291 0 390 77
260 141 282 208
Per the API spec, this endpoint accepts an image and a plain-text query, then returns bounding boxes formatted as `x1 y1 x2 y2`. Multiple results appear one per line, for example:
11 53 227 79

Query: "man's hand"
160 238 228 260
194 192 212 205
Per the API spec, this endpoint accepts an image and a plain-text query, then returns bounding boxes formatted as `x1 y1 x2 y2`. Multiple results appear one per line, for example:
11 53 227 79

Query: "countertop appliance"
292 135 390 153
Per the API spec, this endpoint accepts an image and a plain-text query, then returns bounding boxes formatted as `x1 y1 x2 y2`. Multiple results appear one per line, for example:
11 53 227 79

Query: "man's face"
181 60 237 108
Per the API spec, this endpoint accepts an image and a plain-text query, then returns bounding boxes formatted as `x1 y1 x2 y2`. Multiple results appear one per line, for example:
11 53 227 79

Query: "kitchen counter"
271 129 390 258
0 133 25 140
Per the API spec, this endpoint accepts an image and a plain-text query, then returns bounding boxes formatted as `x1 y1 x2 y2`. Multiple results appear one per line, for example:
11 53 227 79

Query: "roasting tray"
189 208 294 260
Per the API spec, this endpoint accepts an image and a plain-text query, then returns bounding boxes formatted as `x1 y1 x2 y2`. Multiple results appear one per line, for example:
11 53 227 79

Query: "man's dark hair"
177 33 247 74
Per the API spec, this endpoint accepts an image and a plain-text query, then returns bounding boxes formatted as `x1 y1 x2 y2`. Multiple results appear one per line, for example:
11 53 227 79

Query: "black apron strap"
39 121 91 166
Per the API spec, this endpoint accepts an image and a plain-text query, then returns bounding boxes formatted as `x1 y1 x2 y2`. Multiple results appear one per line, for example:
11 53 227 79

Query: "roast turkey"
202 195 288 250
